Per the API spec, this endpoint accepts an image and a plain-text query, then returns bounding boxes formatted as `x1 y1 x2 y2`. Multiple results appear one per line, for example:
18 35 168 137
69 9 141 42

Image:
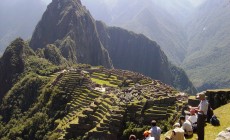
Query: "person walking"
149 120 161 140
189 92 209 140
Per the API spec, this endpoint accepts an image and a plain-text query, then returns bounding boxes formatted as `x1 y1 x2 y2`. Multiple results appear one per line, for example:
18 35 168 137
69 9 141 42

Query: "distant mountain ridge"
183 0 230 90
82 0 194 64
96 21 196 92
82 0 230 91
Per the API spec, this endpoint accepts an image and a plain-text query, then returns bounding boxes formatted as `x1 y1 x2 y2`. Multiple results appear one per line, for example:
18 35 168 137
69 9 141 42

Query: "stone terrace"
53 66 182 139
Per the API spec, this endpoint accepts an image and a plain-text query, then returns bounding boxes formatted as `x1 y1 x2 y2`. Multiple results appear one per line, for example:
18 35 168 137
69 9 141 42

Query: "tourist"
165 123 185 140
188 109 198 132
143 130 155 140
129 134 137 140
149 120 161 140
189 92 209 140
179 116 193 137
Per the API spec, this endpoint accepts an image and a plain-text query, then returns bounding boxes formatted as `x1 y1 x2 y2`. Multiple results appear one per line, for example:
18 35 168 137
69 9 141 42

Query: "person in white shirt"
179 116 193 137
189 92 209 140
149 120 161 140
188 109 197 124
143 130 155 140
188 109 198 132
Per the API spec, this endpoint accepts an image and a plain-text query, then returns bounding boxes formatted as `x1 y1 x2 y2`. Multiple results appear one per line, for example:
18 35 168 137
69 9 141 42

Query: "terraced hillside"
0 63 185 140
45 66 185 139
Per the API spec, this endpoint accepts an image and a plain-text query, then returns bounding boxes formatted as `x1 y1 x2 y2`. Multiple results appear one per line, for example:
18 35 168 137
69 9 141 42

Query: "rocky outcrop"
216 127 230 140
96 21 197 94
206 89 230 109
30 0 112 68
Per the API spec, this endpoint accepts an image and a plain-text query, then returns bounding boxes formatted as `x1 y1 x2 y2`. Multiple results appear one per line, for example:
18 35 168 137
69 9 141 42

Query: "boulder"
216 127 230 140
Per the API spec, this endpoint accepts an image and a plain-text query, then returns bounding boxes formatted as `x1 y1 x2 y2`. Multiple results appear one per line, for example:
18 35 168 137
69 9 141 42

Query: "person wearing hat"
165 123 185 140
179 116 193 137
149 120 161 140
189 92 209 140
143 130 155 140
129 134 137 140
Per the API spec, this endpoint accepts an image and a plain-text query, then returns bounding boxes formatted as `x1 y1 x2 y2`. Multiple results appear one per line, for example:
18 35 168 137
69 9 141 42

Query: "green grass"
189 96 197 100
91 78 117 87
205 103 230 140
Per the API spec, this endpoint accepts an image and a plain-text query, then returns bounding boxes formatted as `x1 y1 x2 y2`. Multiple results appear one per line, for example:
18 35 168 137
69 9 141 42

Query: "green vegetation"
91 77 117 87
205 103 230 140
0 57 181 139
37 44 68 65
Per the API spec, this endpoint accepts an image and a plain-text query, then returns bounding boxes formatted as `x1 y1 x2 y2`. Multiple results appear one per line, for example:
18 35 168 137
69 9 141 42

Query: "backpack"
210 115 220 126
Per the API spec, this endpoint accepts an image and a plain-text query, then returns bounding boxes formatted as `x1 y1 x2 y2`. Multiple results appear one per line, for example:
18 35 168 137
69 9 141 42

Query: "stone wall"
206 89 230 109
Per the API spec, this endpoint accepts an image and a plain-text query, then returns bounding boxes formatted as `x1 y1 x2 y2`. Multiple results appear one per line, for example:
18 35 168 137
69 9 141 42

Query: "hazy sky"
41 0 51 4
42 0 206 7
188 0 206 6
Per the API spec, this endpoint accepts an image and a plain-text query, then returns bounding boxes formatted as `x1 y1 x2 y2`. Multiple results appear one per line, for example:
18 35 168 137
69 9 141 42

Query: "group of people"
129 120 162 140
167 92 209 140
129 92 209 140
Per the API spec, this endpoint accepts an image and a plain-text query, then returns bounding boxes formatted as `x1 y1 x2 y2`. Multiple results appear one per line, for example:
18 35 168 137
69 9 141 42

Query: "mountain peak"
51 0 83 12
30 0 113 68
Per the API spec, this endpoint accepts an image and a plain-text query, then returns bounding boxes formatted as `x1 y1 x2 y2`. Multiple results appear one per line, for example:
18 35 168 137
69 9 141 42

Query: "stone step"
111 114 123 120
88 114 101 122
94 112 104 119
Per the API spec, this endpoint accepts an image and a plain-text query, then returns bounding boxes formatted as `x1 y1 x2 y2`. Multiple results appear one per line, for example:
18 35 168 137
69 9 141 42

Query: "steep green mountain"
96 21 196 94
30 0 113 68
0 0 46 54
28 0 196 93
0 38 34 102
0 38 185 139
183 0 230 90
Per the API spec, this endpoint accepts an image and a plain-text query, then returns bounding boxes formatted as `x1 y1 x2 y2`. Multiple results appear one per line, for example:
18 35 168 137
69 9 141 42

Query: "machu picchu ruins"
46 65 186 139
